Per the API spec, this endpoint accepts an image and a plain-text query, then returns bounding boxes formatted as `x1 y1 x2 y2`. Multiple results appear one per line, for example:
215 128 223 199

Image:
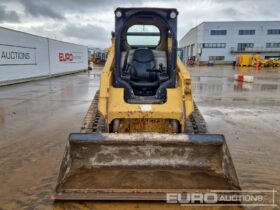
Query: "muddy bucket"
55 133 240 200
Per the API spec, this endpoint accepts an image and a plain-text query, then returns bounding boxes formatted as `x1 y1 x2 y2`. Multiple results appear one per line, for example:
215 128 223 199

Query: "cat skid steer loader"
55 8 240 201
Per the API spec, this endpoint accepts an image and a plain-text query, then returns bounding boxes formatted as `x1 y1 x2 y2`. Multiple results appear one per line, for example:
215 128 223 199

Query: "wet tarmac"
0 65 279 210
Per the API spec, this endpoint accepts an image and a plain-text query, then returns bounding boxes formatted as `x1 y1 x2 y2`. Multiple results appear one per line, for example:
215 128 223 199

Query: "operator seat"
128 49 159 95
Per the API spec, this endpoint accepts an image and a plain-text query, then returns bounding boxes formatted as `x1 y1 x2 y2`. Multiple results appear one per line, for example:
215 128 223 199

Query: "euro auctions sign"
59 52 83 63
59 53 73 62
0 44 36 65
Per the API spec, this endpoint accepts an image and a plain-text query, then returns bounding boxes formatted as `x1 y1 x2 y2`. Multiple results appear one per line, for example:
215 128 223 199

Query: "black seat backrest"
130 49 157 82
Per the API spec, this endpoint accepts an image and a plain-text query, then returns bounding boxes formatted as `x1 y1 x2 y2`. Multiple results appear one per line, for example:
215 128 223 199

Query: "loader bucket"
55 133 240 201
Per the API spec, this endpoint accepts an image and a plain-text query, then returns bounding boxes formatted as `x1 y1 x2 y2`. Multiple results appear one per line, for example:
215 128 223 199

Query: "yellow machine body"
98 40 194 133
237 54 260 66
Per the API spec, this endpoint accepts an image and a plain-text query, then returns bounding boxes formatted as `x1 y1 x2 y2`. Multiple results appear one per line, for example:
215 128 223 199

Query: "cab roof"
115 7 178 13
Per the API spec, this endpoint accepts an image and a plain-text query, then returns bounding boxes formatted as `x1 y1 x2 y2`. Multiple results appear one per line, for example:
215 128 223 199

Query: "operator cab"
114 8 178 104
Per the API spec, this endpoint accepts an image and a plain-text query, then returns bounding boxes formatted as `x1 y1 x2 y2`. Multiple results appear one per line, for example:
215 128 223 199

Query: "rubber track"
81 91 106 133
186 103 207 134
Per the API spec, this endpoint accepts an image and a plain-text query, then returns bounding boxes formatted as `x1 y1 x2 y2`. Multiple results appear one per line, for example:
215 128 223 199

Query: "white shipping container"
0 27 50 83
0 27 88 85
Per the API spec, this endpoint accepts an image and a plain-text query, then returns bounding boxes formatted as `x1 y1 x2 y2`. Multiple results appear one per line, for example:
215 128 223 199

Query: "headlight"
170 11 177 19
115 10 122 18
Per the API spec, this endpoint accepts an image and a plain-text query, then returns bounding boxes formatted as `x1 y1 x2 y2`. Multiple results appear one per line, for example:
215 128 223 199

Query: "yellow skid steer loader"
55 8 240 201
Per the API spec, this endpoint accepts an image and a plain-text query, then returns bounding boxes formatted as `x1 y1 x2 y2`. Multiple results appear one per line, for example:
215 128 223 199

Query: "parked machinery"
90 48 108 64
237 54 280 68
55 7 240 203
236 54 260 67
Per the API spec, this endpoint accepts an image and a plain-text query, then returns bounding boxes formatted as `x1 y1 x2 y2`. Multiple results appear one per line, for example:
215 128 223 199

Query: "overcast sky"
0 0 280 48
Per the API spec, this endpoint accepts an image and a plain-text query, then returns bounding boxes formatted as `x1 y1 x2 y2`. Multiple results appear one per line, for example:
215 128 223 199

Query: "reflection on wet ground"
0 65 279 209
0 66 103 210
190 65 280 210
191 66 280 109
